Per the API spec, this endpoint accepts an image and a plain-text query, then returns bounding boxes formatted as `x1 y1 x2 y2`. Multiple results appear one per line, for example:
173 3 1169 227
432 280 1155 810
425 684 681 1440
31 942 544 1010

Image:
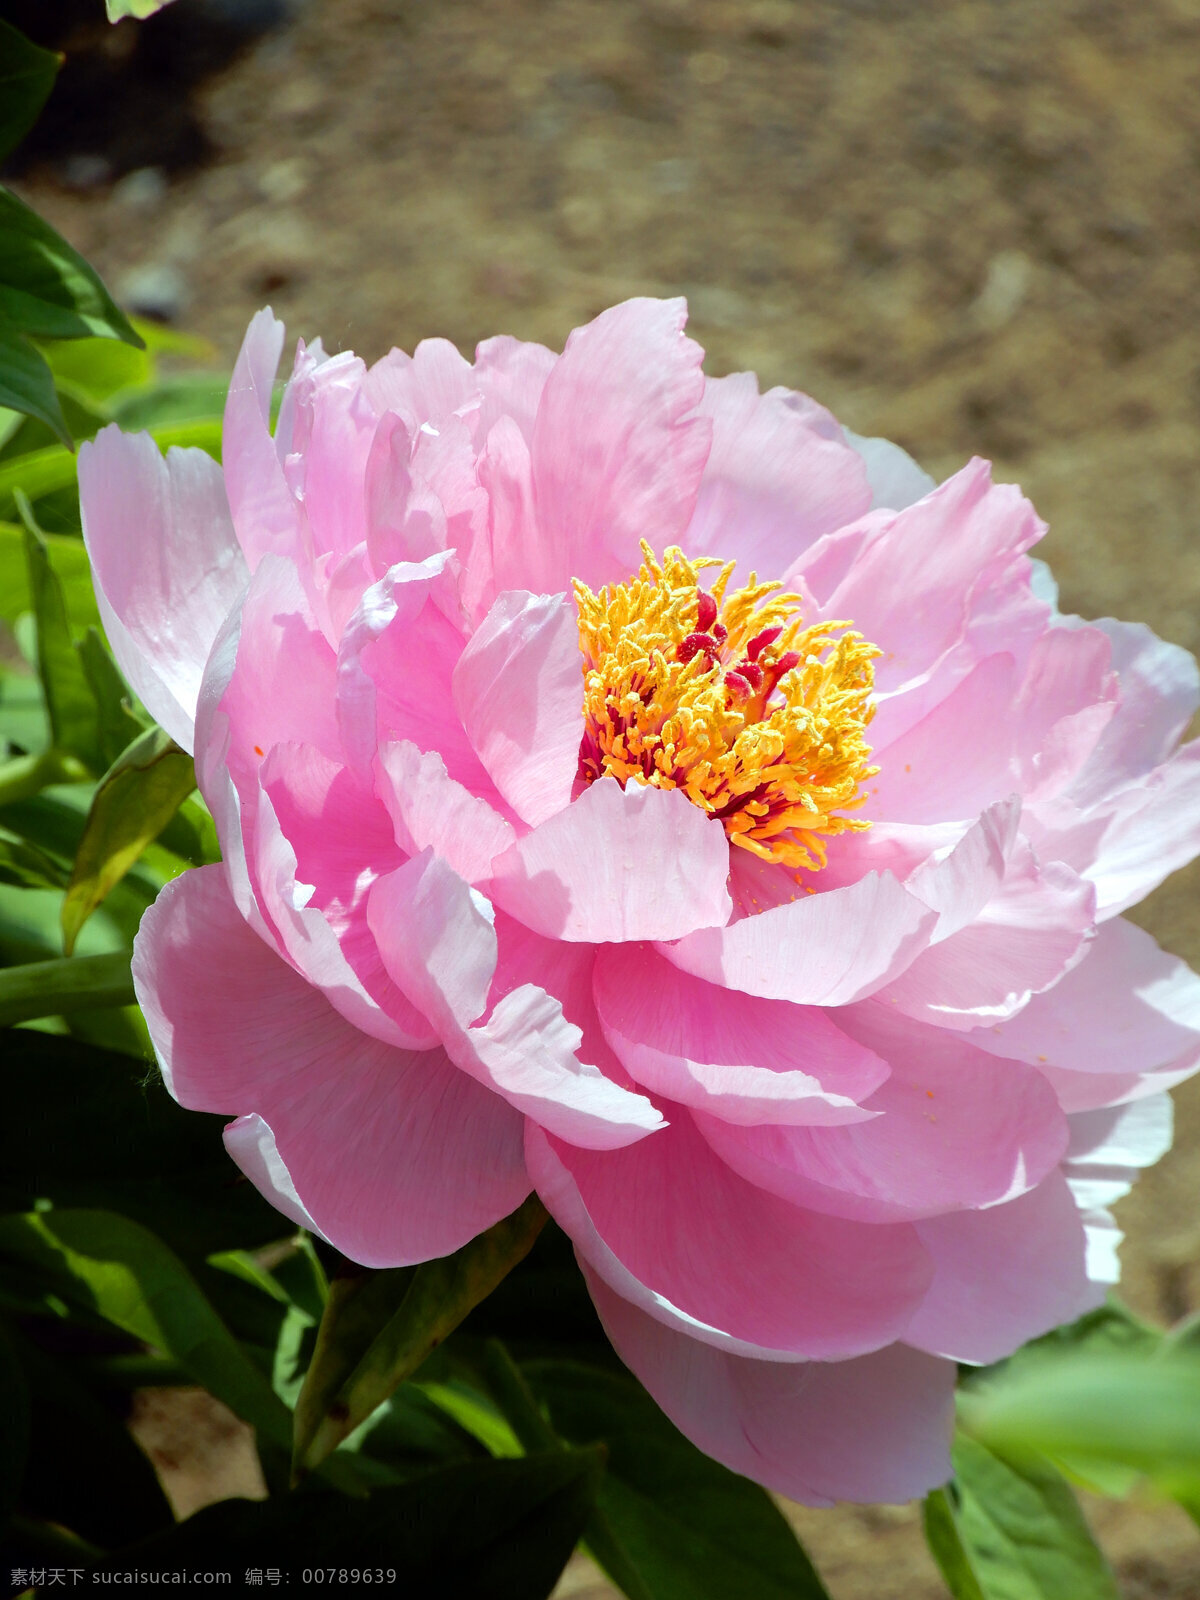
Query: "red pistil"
736 660 764 690
725 671 752 701
677 631 718 665
746 626 782 661
696 591 718 633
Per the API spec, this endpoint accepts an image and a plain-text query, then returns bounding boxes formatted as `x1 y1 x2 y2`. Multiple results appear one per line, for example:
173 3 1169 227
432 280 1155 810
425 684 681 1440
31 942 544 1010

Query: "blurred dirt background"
11 0 1200 1592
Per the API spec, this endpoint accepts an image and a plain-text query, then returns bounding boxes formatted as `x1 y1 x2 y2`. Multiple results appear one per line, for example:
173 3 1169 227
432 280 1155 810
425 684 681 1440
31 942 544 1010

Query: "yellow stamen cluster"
573 543 880 872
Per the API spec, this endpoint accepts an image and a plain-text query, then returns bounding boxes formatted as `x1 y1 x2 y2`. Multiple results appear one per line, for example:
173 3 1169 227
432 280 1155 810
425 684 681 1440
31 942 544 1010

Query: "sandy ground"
17 0 1200 1591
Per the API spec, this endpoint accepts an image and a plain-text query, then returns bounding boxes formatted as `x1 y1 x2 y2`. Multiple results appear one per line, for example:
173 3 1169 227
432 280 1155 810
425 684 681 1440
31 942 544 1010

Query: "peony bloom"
79 300 1200 1505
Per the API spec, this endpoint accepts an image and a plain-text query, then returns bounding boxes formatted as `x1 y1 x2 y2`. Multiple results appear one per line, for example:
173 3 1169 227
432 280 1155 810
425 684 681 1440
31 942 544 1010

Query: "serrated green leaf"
61 725 195 953
0 1209 293 1450
512 1355 834 1600
0 21 60 166
19 497 101 769
929 1434 1120 1600
293 1195 548 1479
0 187 141 348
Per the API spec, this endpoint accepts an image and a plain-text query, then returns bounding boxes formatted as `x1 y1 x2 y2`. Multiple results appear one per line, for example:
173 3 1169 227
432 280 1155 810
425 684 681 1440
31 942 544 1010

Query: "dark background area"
10 1 1200 1592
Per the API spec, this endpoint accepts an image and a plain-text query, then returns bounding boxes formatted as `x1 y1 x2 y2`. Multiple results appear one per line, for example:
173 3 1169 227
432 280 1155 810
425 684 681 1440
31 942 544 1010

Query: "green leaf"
41 332 153 405
9 1327 172 1549
0 320 71 446
0 21 60 166
0 825 64 889
106 0 180 19
0 1028 286 1261
0 187 141 347
0 1317 30 1539
969 1351 1200 1496
19 496 101 769
926 1434 1120 1600
0 417 221 518
92 1449 602 1597
922 1487 987 1600
293 1195 548 1478
0 950 133 1026
514 1356 834 1600
77 629 143 769
61 726 195 953
0 519 103 639
0 1209 293 1449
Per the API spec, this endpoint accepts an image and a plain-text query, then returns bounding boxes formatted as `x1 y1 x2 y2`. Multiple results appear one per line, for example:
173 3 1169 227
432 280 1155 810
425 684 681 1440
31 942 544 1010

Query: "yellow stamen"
573 543 879 872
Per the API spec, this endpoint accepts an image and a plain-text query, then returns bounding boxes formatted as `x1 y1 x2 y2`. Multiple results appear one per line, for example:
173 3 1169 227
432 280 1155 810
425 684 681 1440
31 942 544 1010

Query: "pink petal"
452 590 583 826
1064 1095 1174 1284
369 852 664 1149
473 334 557 441
525 297 711 595
334 552 455 773
252 745 438 1049
698 1004 1068 1223
222 309 301 571
901 798 1020 941
1076 740 1200 918
489 777 732 943
810 460 1043 697
587 1270 955 1506
78 427 247 754
661 871 936 1007
284 351 378 568
362 337 478 425
1066 618 1200 805
682 372 871 574
376 740 516 885
905 1172 1101 1364
593 943 887 1124
364 412 450 579
133 864 529 1266
974 917 1200 1111
843 429 937 512
878 846 1095 1030
526 1114 932 1361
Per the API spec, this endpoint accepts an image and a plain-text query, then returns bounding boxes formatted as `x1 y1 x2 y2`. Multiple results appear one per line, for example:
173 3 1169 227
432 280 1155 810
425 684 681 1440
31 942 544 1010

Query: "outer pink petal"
1075 741 1200 918
489 777 732 943
376 741 516 885
974 917 1200 1112
698 1005 1067 1223
681 372 871 574
1065 617 1199 805
222 309 302 571
527 1115 932 1361
473 334 557 441
369 852 664 1149
362 336 477 425
524 297 711 595
879 847 1096 1030
78 427 247 754
1063 1095 1174 1285
904 1172 1101 1364
843 429 937 512
587 1270 954 1506
660 871 936 1007
452 590 583 826
806 460 1043 698
133 864 529 1266
593 944 887 1125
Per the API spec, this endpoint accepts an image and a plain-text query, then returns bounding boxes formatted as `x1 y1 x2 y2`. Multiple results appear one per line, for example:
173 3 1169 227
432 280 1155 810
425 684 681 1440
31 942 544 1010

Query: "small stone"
112 167 169 210
116 263 189 324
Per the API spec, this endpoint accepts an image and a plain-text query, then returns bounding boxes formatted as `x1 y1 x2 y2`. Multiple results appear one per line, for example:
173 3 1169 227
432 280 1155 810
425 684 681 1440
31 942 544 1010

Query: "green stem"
0 748 88 807
482 1339 560 1454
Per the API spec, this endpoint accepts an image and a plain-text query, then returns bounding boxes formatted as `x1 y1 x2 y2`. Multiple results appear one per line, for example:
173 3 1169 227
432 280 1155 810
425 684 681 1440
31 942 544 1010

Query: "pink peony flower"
79 299 1200 1505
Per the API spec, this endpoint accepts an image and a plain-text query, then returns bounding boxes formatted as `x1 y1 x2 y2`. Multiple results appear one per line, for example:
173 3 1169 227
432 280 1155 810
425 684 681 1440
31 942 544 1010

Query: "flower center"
573 543 880 872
